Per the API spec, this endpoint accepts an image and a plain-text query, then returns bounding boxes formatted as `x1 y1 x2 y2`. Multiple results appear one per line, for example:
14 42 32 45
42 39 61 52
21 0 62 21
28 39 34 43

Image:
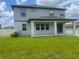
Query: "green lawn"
0 36 79 59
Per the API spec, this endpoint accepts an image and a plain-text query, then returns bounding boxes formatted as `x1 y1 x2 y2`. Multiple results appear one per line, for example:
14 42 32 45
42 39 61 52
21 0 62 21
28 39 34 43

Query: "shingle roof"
29 16 77 21
12 5 66 10
14 17 77 22
66 21 79 27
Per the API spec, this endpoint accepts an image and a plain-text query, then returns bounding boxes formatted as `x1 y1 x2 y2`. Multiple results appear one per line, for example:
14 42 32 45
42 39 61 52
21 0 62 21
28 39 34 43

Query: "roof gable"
12 5 66 10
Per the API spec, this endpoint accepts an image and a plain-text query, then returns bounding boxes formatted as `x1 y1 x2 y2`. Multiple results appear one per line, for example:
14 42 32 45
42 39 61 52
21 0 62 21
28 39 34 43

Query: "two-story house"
12 5 77 36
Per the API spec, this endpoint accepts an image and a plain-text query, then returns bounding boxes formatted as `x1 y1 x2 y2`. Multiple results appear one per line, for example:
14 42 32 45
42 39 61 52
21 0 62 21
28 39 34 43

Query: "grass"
0 36 79 59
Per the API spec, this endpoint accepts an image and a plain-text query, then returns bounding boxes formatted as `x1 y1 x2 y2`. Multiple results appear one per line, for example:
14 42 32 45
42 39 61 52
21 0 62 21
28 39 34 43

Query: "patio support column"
63 23 65 34
73 21 76 35
54 21 57 35
31 21 34 36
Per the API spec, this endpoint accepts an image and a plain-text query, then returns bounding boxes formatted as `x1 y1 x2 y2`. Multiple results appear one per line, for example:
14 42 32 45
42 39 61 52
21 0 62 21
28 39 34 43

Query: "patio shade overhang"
29 18 77 22
28 16 77 22
14 16 77 22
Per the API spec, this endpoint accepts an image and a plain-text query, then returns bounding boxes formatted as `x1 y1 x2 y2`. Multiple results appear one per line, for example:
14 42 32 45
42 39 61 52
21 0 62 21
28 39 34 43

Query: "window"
20 8 26 17
46 24 49 30
36 24 49 31
41 24 44 30
20 12 26 17
49 10 54 15
60 11 64 16
36 24 40 30
31 9 37 12
22 24 26 31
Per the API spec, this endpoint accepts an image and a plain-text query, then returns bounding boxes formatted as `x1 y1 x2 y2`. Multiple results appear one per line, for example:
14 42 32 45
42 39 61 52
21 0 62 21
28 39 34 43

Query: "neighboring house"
65 21 79 27
65 21 79 35
0 26 14 36
0 24 2 29
12 5 77 36
3 26 14 29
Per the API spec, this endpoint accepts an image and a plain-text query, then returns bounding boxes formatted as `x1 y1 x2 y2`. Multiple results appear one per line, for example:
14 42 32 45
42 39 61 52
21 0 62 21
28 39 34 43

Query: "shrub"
10 32 19 37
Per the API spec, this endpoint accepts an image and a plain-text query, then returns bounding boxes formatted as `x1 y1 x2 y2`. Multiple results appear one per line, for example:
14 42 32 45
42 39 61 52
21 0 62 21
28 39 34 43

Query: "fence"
0 29 14 36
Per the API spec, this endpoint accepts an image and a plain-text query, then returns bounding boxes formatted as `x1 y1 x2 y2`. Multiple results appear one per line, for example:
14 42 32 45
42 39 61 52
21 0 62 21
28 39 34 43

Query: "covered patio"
29 18 77 36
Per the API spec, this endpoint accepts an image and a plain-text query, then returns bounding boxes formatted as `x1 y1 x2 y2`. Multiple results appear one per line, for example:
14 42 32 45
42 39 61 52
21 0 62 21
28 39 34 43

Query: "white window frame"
22 24 27 31
49 10 54 15
60 11 64 16
45 24 49 30
36 24 40 31
36 23 50 31
20 8 26 17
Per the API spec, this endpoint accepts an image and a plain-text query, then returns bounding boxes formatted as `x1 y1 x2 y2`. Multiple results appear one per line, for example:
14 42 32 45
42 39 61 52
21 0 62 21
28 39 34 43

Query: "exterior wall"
75 27 79 35
14 21 55 36
65 27 73 34
28 9 49 18
13 7 65 36
33 22 55 36
14 22 31 36
14 20 66 36
14 7 65 21
14 8 28 21
54 10 65 18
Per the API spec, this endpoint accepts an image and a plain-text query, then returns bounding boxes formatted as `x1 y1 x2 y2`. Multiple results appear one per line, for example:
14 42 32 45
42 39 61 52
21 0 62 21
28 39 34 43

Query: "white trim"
73 22 76 34
31 21 34 36
35 23 50 31
63 23 65 33
54 21 57 35
32 20 73 23
31 34 74 37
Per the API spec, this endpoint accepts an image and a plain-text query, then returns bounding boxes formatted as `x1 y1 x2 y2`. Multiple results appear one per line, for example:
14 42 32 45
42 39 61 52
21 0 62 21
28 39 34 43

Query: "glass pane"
41 24 44 30
46 24 49 30
50 10 54 13
60 13 64 16
22 24 26 31
20 8 26 17
50 13 53 15
21 13 26 17
36 24 40 30
49 10 54 16
60 11 64 16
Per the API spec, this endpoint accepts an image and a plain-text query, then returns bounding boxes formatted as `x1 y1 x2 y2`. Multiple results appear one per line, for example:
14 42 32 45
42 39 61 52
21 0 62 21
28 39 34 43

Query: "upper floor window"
49 10 54 16
60 11 64 16
20 8 26 17
31 9 37 12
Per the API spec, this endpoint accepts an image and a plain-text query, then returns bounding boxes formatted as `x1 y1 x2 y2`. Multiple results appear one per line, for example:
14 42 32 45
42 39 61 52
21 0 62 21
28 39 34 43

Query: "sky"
0 0 79 27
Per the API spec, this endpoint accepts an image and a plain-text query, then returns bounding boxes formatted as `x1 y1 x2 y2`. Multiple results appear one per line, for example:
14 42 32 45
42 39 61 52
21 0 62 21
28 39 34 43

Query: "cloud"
36 0 65 7
66 4 79 19
36 0 79 7
36 0 79 19
0 2 14 27
59 0 79 7
16 0 27 4
2 11 13 17
0 0 27 27
0 2 6 11
3 19 14 27
8 20 14 26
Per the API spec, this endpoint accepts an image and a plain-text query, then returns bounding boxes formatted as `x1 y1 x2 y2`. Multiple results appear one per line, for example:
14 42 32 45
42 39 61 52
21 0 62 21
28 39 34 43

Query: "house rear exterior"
12 5 77 36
